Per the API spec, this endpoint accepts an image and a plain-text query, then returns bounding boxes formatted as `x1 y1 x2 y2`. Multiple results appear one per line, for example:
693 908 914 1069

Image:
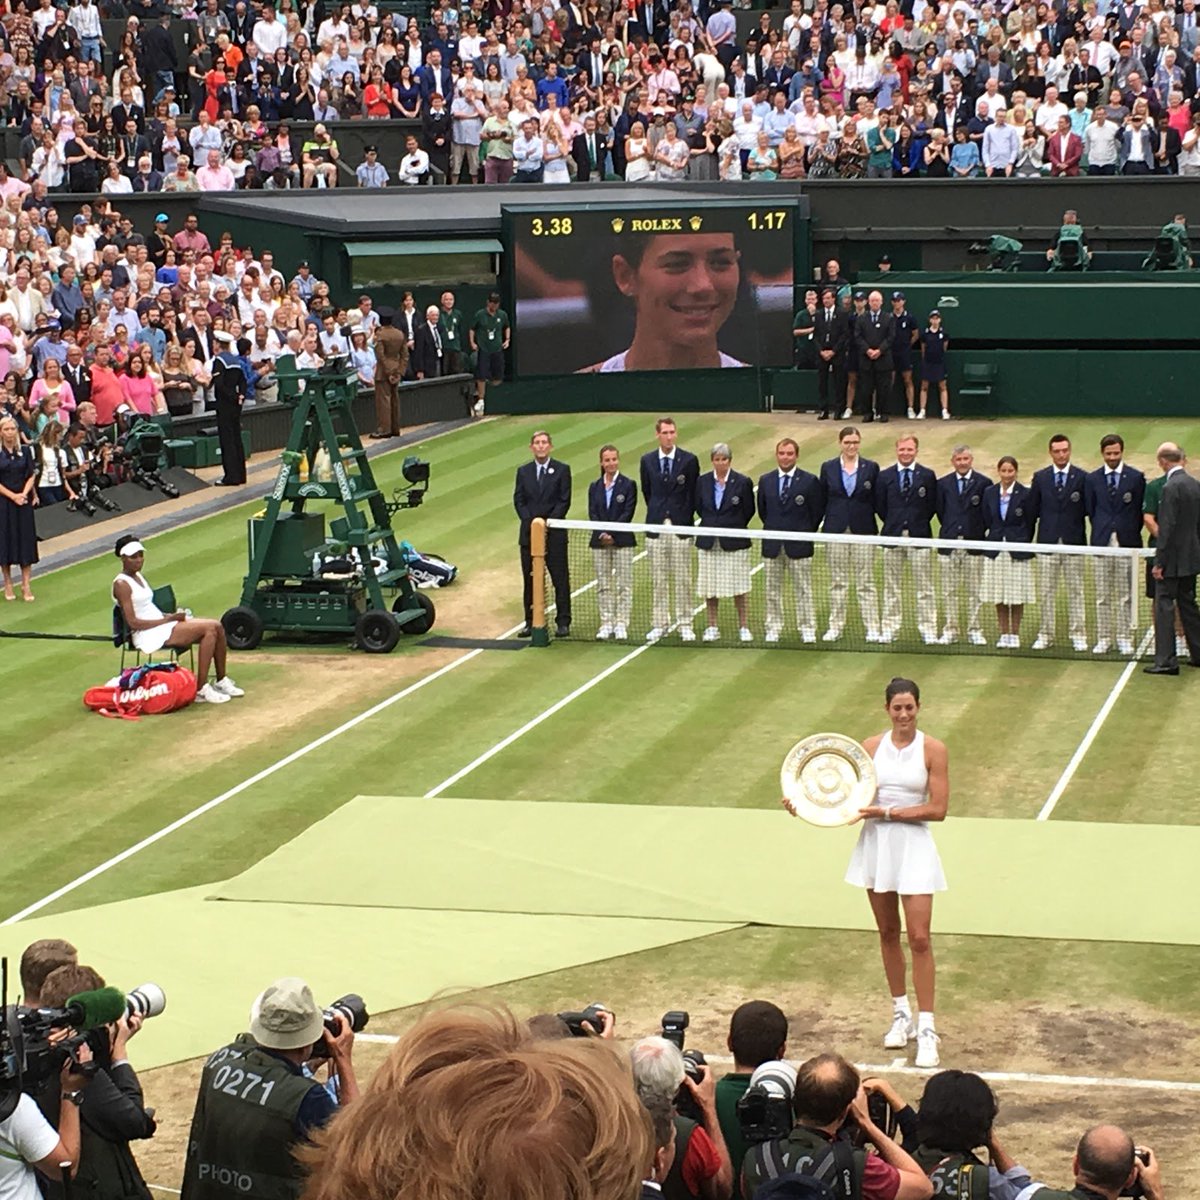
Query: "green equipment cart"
220 356 435 654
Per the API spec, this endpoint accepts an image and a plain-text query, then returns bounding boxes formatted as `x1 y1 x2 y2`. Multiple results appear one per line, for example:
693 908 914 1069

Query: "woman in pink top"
28 359 76 424
119 354 165 417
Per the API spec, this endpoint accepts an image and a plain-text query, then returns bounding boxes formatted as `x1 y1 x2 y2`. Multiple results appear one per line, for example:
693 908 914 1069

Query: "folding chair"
112 584 195 671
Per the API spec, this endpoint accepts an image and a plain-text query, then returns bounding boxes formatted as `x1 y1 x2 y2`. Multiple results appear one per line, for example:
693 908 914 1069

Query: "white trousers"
592 546 633 627
826 543 879 637
649 535 694 628
764 555 815 636
882 545 937 639
940 549 983 637
1094 539 1133 643
1037 551 1086 641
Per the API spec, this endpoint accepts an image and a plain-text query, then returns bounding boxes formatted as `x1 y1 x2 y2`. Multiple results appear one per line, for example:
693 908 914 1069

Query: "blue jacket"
640 448 699 533
587 472 637 549
1028 463 1088 545
695 469 755 551
1084 464 1146 548
756 468 824 558
875 463 938 537
819 456 879 535
982 482 1035 560
936 470 992 553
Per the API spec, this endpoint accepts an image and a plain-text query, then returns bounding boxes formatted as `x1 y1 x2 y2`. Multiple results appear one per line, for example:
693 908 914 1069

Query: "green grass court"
3 412 1200 1188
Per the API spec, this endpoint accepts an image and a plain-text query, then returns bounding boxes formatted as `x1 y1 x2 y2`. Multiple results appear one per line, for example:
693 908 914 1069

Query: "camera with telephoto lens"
556 1003 611 1038
1121 1148 1151 1199
125 983 167 1021
737 1060 797 1146
307 994 369 1059
67 495 98 517
674 1048 707 1124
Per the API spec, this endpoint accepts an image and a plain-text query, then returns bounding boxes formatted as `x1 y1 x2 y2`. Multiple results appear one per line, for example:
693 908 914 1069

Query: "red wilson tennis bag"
84 663 198 720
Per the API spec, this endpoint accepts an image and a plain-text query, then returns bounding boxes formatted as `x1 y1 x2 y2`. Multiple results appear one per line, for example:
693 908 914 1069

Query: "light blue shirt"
842 464 857 494
763 109 793 145
604 478 616 508
714 476 726 507
1000 489 1011 519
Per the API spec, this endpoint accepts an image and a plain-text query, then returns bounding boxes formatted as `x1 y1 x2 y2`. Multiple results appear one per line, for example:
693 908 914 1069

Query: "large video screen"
508 203 796 376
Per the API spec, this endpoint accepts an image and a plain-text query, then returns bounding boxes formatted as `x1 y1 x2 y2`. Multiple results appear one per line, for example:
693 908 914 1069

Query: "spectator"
196 148 236 191
398 135 431 185
1046 113 1083 174
450 86 488 183
355 145 389 187
982 108 1019 175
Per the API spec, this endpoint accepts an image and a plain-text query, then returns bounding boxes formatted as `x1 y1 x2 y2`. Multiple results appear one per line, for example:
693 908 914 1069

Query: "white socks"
917 1011 936 1033
892 996 912 1019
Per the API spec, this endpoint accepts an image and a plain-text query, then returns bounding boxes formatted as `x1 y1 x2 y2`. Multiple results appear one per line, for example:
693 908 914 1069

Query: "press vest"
181 1035 320 1200
742 1124 866 1200
912 1145 990 1200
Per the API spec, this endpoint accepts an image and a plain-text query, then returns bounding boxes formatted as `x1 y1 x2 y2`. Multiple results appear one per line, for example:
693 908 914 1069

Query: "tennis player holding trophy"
781 677 949 1069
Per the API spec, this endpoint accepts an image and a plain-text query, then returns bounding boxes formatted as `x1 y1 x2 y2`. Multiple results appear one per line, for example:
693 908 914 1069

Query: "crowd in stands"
1 0 1198 189
0 940 1169 1200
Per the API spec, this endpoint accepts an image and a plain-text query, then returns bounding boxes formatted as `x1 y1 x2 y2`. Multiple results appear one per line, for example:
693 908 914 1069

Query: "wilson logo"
118 682 170 704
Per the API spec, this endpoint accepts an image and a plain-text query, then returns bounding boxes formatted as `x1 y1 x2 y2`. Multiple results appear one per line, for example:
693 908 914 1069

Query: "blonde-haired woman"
0 414 38 601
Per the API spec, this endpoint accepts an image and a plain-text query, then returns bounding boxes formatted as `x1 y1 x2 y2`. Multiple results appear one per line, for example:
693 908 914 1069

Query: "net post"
531 518 550 648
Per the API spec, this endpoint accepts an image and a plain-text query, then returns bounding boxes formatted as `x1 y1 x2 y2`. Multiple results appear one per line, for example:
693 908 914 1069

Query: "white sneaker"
679 626 697 642
1071 636 1088 652
702 626 720 642
941 410 951 420
596 624 613 641
883 1012 914 1049
968 630 987 646
907 407 916 419
840 408 853 419
865 630 881 643
214 677 244 698
917 409 927 420
915 1028 941 1068
473 400 485 417
1092 639 1110 655
921 632 939 646
800 627 817 644
1031 635 1051 650
996 634 1009 648
1117 638 1134 655
646 627 664 643
878 631 896 644
1178 636 1189 658
1007 633 1021 649
613 624 628 640
739 627 753 643
823 628 842 642
764 629 780 644
196 682 230 704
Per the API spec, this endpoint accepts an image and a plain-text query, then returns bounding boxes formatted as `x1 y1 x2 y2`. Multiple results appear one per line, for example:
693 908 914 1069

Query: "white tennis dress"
844 730 947 895
114 571 177 654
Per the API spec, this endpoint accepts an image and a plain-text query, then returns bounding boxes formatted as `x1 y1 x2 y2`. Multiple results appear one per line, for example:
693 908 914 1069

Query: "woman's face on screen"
613 233 740 350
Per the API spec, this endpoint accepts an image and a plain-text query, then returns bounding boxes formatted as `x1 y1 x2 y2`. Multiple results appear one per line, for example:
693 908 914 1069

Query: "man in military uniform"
876 434 939 644
211 330 247 486
741 1054 930 1200
371 308 409 438
181 978 358 1200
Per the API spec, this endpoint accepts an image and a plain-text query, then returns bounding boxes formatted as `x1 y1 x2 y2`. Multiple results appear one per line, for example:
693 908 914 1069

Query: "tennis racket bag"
84 662 198 720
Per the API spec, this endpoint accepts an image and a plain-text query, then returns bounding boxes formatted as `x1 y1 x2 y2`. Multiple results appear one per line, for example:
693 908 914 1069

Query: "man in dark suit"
875 434 939 644
640 416 700 642
694 441 756 642
417 50 453 100
571 115 609 181
819 424 881 642
936 444 992 645
1028 433 1089 651
588 443 637 640
411 305 445 379
1085 432 1146 656
813 287 849 421
514 429 572 637
1146 444 1200 673
758 437 824 643
852 290 893 424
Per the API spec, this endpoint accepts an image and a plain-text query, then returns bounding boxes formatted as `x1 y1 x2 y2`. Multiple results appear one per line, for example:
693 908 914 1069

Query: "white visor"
119 541 146 557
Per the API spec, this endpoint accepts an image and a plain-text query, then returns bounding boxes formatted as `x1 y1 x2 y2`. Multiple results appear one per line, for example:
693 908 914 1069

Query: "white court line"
1037 628 1154 821
343 1038 1200 1093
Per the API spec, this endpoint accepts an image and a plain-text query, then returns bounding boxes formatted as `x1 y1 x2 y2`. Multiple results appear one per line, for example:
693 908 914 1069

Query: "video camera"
115 420 179 499
307 994 369 1060
385 456 431 514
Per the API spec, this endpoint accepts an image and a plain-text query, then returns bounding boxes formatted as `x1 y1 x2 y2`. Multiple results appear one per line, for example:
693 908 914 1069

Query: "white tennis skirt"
132 620 178 654
980 553 1035 606
696 547 751 598
845 819 947 895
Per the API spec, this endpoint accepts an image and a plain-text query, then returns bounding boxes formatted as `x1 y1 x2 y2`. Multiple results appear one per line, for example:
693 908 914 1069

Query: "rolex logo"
689 215 703 231
611 217 625 233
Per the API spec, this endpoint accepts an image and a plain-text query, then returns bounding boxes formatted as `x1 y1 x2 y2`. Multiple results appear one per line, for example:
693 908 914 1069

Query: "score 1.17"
746 210 789 231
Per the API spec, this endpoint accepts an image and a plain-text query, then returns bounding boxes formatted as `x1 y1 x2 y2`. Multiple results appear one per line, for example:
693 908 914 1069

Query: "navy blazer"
694 469 755 551
819 457 880 535
1084 465 1146 548
587 472 637 548
1028 463 1088 545
875 463 938 538
936 470 992 554
640 448 700 533
513 457 572 547
756 468 824 559
982 482 1035 560
417 64 453 99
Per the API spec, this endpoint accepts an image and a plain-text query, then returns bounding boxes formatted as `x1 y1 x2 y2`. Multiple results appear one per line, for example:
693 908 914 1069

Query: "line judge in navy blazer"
1027 433 1088 650
639 417 701 640
587 443 637 640
981 454 1036 648
694 442 756 642
936 446 992 645
818 424 881 641
757 436 825 642
1084 432 1146 654
513 429 572 636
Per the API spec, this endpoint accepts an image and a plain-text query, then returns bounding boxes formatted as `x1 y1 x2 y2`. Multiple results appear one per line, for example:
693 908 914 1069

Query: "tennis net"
541 519 1155 660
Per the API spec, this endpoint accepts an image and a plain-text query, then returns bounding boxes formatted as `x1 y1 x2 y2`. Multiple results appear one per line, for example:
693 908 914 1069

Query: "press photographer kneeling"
181 979 361 1200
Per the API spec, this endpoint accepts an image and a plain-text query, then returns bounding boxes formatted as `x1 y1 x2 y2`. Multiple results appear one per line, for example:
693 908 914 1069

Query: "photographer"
741 1054 932 1200
1020 1126 1163 1200
19 940 77 1007
631 1037 733 1200
716 1002 789 1178
37 964 156 1200
642 1089 679 1199
181 977 359 1200
62 425 93 511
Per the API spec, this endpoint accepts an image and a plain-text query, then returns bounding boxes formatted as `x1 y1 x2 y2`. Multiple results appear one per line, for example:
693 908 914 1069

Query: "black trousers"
215 399 246 484
857 360 891 417
1154 573 1200 666
817 356 846 414
521 529 571 627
